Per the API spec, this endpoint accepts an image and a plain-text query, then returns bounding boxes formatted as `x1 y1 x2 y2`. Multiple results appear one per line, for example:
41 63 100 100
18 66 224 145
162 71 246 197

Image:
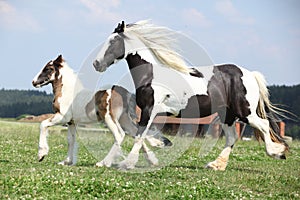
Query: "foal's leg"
141 141 159 166
95 115 125 167
118 109 159 170
38 114 64 161
206 123 238 171
58 123 77 166
118 84 161 170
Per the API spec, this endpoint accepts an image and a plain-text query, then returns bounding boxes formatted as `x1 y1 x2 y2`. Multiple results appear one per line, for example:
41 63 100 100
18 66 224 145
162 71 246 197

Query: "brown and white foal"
32 55 168 167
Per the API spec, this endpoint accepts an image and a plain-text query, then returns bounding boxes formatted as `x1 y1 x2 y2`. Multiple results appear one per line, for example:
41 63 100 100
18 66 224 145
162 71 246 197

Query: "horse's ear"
114 21 125 33
121 21 125 30
54 55 64 65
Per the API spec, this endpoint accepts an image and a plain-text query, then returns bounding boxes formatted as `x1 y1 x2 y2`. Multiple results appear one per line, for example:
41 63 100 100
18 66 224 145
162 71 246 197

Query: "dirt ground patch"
18 114 54 122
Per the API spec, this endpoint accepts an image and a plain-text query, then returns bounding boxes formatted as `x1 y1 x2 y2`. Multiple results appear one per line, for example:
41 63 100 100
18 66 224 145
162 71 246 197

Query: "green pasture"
0 120 299 199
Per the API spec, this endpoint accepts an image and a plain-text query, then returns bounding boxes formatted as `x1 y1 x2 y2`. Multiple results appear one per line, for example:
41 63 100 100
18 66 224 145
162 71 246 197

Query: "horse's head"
93 20 191 75
93 21 126 72
32 55 64 88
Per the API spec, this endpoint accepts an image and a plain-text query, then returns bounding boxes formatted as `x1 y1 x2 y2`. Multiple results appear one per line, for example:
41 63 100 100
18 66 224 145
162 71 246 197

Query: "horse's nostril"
93 60 99 68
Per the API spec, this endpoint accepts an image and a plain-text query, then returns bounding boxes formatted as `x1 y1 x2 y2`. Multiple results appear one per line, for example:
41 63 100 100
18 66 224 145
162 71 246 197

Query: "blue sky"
0 0 299 92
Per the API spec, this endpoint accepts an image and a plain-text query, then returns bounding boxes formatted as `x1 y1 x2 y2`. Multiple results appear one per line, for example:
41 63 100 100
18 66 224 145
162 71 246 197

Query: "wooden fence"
136 107 285 138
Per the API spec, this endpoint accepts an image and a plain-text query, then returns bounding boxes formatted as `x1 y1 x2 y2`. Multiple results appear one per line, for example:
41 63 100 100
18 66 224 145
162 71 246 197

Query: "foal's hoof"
38 156 45 162
38 147 49 162
95 162 104 167
280 154 287 160
144 151 159 166
58 160 73 166
95 160 111 168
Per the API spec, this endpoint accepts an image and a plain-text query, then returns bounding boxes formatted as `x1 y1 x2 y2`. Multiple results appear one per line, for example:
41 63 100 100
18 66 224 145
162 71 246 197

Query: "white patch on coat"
95 33 119 65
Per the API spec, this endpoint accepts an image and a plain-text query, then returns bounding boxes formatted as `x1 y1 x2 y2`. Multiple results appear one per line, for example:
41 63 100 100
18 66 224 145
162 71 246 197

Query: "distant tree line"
268 85 300 139
269 85 300 119
0 89 53 118
0 85 299 138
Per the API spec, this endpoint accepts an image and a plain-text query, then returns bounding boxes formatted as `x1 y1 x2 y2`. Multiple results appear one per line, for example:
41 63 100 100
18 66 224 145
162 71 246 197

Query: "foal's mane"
125 20 191 74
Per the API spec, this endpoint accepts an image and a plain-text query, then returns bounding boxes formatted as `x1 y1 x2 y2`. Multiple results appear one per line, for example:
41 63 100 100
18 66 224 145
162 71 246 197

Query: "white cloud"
0 0 40 31
182 8 212 28
215 0 254 25
79 0 122 24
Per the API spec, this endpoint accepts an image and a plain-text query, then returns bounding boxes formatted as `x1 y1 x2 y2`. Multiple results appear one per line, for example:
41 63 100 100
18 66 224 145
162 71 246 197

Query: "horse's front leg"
38 114 64 161
206 123 238 171
58 123 77 166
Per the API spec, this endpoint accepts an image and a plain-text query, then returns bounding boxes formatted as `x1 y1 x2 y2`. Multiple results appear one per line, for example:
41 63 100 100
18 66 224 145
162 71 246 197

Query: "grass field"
0 120 299 199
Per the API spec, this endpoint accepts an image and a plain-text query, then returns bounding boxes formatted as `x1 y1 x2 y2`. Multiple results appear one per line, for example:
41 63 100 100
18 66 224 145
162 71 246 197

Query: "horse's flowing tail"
252 71 288 148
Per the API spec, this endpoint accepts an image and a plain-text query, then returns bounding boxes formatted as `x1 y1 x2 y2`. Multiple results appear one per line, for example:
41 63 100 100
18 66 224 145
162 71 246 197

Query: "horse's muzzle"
32 81 40 88
93 60 106 72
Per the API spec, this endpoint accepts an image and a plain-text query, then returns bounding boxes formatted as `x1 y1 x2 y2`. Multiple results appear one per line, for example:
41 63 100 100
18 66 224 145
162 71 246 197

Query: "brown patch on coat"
94 89 124 122
51 55 64 113
94 90 109 121
52 75 63 113
18 114 54 122
109 88 124 122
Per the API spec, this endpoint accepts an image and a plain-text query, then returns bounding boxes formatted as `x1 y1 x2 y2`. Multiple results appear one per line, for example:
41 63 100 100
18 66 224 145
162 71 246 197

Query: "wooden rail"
136 107 285 138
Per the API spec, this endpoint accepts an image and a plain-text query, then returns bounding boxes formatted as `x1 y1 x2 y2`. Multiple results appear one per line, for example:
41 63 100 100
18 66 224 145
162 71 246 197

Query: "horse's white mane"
125 20 191 74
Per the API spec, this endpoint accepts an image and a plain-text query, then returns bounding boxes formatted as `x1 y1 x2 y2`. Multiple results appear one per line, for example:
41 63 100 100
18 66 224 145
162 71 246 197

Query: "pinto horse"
93 21 288 170
32 55 170 167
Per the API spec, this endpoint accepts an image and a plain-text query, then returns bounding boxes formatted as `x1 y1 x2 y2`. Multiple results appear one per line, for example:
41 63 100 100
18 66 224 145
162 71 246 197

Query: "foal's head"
32 55 64 88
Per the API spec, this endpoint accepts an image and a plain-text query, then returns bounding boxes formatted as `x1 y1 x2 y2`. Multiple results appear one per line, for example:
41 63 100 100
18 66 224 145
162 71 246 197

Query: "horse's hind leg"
58 123 77 166
247 115 286 159
206 123 238 171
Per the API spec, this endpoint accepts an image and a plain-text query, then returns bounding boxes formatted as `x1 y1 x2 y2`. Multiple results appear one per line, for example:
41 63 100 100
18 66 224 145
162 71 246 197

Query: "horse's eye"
46 67 54 73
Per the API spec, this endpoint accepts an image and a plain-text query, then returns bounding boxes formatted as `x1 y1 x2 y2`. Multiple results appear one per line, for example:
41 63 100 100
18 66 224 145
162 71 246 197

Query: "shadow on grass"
168 164 200 170
71 162 97 167
230 167 265 174
168 164 266 174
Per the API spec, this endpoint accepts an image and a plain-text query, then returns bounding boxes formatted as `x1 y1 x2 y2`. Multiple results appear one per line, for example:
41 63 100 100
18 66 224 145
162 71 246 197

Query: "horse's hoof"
205 163 217 170
118 161 135 170
205 161 226 171
162 136 173 147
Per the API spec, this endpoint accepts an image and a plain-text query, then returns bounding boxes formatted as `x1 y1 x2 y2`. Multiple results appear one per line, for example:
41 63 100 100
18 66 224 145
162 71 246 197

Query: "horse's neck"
125 36 158 65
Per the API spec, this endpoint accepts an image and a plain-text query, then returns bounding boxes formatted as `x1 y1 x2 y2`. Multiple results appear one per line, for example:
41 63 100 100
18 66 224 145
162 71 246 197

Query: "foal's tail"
252 71 288 148
127 93 138 121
